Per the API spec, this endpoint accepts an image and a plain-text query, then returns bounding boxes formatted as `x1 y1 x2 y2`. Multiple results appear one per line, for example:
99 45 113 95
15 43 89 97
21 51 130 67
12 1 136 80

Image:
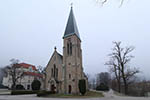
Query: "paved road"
0 90 150 100
101 90 150 100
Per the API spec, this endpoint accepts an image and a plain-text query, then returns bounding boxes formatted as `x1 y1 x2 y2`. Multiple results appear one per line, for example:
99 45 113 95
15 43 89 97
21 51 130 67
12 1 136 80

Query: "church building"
45 7 88 94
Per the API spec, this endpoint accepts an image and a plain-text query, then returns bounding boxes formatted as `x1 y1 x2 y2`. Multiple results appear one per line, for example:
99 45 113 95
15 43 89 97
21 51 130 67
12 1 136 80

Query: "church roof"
63 7 80 40
57 52 63 60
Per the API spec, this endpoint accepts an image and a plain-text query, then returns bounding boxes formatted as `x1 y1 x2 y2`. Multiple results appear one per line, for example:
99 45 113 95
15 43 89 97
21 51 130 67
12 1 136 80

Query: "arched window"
53 64 58 79
51 68 53 77
67 43 70 55
77 40 80 57
56 68 58 78
67 39 72 56
54 64 56 78
69 74 71 79
70 42 72 55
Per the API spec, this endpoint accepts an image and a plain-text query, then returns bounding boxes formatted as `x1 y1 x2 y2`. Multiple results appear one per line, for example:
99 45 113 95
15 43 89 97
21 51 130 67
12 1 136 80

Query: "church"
45 7 88 94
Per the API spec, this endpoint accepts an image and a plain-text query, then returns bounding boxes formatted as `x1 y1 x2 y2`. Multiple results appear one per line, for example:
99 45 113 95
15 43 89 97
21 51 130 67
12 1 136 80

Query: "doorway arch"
68 85 72 94
51 84 55 93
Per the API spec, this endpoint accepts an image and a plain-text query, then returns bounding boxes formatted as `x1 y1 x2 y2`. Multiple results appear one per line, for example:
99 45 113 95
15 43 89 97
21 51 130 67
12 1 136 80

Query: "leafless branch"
106 41 139 94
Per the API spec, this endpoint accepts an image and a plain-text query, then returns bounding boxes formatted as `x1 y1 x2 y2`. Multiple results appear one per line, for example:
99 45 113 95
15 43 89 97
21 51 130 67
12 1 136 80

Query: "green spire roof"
63 7 80 39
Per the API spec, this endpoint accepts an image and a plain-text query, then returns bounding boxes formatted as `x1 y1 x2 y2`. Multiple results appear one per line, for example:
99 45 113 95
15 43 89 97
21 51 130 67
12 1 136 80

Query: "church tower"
63 7 84 94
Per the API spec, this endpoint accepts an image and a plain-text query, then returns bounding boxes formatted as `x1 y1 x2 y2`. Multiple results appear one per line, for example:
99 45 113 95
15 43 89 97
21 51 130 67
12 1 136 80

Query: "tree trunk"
118 68 121 93
124 81 128 95
122 72 128 94
12 82 16 90
118 80 121 93
114 65 121 93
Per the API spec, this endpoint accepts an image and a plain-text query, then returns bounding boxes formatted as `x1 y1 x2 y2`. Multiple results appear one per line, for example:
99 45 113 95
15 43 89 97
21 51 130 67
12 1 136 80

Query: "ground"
0 89 150 100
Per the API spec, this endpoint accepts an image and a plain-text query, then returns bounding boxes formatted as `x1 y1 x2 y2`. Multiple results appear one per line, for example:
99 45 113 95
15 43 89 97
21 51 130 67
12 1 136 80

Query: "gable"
45 51 63 71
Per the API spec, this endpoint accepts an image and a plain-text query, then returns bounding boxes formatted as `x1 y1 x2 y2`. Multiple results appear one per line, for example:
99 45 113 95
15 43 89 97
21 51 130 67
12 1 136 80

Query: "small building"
2 63 43 90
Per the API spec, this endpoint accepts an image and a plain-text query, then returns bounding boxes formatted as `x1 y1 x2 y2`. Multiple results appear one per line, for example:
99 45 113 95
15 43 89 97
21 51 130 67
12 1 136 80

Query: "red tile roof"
23 72 43 78
19 63 37 71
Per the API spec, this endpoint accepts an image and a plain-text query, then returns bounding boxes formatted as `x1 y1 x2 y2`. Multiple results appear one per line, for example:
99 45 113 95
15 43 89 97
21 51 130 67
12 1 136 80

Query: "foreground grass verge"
41 91 104 98
0 89 11 95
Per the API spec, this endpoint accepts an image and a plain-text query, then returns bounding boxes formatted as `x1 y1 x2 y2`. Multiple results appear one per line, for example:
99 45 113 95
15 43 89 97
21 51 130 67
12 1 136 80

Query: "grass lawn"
0 89 11 95
44 91 104 98
0 89 11 92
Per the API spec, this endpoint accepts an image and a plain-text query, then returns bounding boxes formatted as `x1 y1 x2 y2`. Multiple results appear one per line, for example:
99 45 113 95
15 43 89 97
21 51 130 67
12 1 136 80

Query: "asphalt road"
0 90 150 100
0 94 150 100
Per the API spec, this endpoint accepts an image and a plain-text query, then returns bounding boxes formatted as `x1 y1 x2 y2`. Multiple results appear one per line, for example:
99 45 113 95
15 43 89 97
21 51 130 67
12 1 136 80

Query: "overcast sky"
0 0 150 79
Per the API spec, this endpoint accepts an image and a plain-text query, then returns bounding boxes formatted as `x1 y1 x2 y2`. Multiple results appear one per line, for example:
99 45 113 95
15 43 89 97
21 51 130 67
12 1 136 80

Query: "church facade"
45 7 88 94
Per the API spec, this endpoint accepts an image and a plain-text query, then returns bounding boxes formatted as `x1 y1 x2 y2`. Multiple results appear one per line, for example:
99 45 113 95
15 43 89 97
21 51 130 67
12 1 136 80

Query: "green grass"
0 89 11 95
44 91 104 98
0 89 10 92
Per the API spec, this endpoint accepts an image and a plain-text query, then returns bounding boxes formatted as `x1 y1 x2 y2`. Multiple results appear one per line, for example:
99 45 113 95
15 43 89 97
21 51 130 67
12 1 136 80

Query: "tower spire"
63 6 80 40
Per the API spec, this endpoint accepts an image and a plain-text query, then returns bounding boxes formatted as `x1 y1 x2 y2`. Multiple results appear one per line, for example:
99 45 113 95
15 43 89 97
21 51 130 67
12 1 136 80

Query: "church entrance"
51 84 55 93
68 85 72 94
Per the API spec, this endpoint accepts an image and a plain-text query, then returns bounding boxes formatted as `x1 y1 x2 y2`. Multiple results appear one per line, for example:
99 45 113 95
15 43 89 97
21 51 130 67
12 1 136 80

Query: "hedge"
78 79 86 95
31 80 41 90
96 83 109 91
37 90 53 97
11 90 38 95
16 84 25 90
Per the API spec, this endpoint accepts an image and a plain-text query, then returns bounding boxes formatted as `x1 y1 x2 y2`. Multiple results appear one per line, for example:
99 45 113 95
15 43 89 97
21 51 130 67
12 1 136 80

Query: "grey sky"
0 0 150 79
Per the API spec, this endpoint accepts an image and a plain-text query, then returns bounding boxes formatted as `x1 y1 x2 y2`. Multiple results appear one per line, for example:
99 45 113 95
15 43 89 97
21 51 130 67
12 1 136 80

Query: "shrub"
37 90 53 97
78 79 86 95
11 90 38 95
31 80 41 90
16 84 25 90
0 84 8 89
96 83 109 91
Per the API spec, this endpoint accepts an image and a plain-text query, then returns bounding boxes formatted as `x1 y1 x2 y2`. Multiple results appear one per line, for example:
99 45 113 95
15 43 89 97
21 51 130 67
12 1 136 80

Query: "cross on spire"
71 2 73 8
54 46 57 51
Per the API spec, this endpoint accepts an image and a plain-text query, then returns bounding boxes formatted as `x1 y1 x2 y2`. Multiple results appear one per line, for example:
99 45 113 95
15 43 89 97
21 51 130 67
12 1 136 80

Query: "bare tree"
0 68 5 84
91 77 96 90
100 72 111 87
95 74 100 87
85 73 92 89
96 0 125 6
107 41 140 95
37 65 44 73
106 57 121 92
140 80 150 96
96 72 111 86
6 59 24 90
